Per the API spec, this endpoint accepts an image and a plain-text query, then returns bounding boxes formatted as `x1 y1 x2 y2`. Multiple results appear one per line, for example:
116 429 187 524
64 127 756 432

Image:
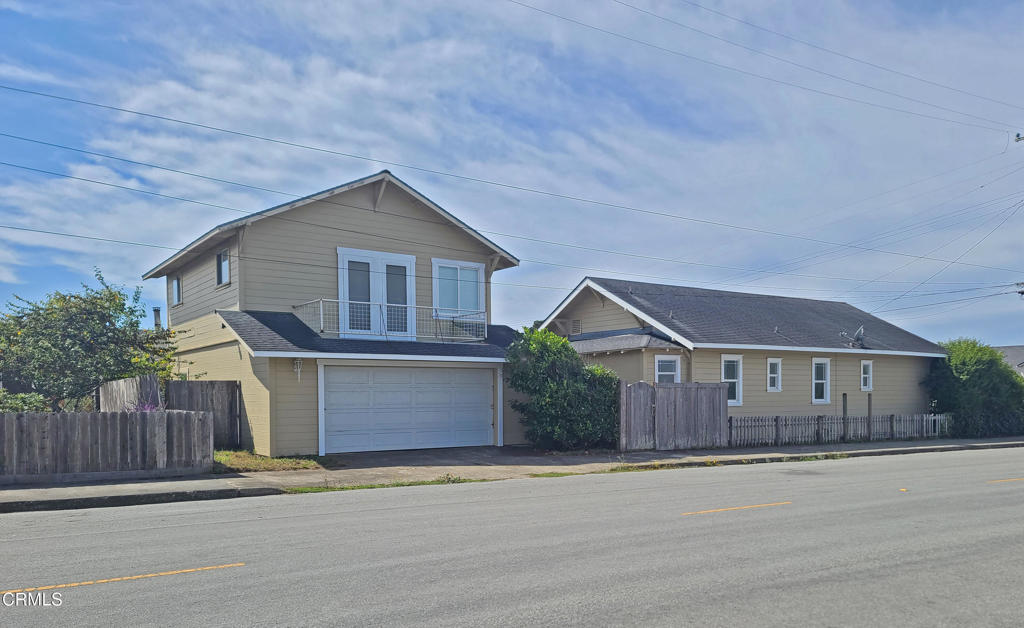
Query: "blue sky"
1 0 1023 344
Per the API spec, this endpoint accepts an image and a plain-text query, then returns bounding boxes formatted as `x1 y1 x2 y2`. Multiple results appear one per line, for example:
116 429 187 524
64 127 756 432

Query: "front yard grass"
213 450 349 473
284 473 492 493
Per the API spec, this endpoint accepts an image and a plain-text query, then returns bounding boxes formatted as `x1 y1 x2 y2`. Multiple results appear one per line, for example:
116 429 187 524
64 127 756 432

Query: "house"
541 277 946 417
143 170 526 456
995 346 1024 378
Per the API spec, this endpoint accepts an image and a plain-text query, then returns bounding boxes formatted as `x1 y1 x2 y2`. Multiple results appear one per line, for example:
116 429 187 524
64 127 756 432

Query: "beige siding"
582 350 645 384
555 287 644 334
690 349 933 416
268 358 504 456
171 313 271 454
167 234 240 327
239 183 496 324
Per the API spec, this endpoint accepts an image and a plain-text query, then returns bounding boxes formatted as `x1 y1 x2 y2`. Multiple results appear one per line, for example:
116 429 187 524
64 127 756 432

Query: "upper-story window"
432 259 484 315
171 276 182 306
338 247 416 338
216 249 230 286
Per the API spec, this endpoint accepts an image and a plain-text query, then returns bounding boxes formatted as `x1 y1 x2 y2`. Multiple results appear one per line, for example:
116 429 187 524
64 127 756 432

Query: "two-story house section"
143 171 523 456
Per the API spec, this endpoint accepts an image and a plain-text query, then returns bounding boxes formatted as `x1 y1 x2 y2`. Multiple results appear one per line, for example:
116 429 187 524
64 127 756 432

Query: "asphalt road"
2 448 1024 627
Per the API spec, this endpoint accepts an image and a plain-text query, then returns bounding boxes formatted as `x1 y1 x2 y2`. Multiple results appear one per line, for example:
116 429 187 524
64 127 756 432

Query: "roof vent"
571 319 583 335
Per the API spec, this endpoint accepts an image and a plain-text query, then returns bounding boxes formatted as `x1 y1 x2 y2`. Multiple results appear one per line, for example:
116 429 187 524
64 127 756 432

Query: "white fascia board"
691 343 945 358
541 279 695 350
254 351 506 362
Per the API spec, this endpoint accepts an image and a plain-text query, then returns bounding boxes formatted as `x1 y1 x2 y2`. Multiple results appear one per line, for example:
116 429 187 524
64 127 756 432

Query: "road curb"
0 487 286 513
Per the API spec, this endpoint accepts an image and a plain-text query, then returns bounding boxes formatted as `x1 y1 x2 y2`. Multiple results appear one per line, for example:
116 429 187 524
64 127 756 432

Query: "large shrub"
924 338 1024 437
505 327 619 450
0 390 48 412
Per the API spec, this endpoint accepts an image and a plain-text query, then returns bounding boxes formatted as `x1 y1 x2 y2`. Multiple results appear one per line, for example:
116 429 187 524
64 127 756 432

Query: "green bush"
924 338 1024 437
0 389 48 412
505 328 619 450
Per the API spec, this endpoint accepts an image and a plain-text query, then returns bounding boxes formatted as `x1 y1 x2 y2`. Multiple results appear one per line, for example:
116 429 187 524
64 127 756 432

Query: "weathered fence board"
621 382 728 451
729 414 951 448
165 380 241 449
0 410 213 485
99 374 162 412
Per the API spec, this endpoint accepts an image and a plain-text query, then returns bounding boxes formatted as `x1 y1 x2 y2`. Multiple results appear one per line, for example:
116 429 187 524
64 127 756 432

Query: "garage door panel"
323 365 494 453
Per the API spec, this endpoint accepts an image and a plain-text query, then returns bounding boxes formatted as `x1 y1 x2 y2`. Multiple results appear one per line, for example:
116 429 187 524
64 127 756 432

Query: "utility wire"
503 0 1008 133
874 289 1019 313
610 0 1021 129
674 0 1024 115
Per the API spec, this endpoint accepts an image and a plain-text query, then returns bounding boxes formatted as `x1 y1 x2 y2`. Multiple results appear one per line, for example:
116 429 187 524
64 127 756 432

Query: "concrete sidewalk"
3 437 1024 512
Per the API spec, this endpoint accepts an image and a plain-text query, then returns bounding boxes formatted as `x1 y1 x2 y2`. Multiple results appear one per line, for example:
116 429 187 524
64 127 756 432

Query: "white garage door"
323 366 494 453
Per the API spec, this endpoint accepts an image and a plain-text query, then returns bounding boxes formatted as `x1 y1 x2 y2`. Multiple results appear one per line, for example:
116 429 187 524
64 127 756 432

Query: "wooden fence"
99 376 242 449
729 413 951 447
99 374 161 411
166 381 241 449
620 382 729 451
0 411 213 485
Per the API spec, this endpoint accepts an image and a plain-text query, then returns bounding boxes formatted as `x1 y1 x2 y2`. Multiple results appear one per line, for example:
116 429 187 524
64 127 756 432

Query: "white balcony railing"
293 299 487 342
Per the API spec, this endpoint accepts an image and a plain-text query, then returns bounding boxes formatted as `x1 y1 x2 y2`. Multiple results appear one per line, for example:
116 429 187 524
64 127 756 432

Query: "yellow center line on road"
987 478 1024 484
0 562 245 595
681 501 791 516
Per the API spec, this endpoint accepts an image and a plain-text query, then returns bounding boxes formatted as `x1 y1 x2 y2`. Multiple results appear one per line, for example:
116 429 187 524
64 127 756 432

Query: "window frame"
170 276 182 306
337 247 416 339
811 357 831 405
860 359 874 392
215 249 231 286
721 354 743 406
431 258 486 318
654 355 681 384
766 357 782 392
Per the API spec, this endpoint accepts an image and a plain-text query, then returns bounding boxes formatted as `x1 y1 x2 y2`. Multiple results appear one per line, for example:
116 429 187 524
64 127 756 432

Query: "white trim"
317 361 326 456
256 351 505 362
338 247 416 340
539 279 695 350
692 343 945 358
143 171 518 279
812 357 831 405
497 366 504 447
766 357 782 392
431 257 486 314
721 354 743 406
860 359 874 392
654 354 682 384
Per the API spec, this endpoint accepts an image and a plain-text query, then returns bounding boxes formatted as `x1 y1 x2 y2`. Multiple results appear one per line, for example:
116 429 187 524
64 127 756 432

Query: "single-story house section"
541 277 947 417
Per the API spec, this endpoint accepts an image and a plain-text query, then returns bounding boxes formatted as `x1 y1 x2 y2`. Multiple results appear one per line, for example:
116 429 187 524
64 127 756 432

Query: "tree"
0 271 176 410
505 327 619 450
924 338 1024 437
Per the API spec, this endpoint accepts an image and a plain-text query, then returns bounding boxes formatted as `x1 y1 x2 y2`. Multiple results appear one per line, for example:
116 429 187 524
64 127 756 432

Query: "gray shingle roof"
585 277 945 355
218 310 508 359
569 327 683 353
996 346 1024 374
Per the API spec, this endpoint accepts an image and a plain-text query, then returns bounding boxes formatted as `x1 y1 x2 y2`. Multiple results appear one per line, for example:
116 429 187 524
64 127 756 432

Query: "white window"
655 355 681 384
861 360 873 391
721 354 742 406
432 258 485 315
766 357 782 392
812 358 831 404
216 249 230 285
338 247 416 339
171 276 182 306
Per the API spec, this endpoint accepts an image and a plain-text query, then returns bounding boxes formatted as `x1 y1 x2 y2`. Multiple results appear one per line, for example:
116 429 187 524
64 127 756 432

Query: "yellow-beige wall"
555 287 644 334
581 348 691 384
167 235 240 328
690 349 933 416
171 313 271 454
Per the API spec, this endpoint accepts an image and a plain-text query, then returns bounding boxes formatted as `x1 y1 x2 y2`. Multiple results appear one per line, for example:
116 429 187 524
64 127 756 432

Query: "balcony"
293 299 487 342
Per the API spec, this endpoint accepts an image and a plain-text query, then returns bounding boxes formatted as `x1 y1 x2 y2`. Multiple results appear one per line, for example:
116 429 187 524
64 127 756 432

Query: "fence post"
727 417 733 448
618 381 628 452
816 415 824 444
841 394 848 442
889 414 896 440
774 416 782 447
867 393 873 441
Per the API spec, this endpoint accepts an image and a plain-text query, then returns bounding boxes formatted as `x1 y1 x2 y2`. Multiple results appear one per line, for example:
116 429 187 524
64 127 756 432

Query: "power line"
673 0 1024 115
4 158 1022 290
502 0 1008 133
610 0 1021 130
874 289 1019 314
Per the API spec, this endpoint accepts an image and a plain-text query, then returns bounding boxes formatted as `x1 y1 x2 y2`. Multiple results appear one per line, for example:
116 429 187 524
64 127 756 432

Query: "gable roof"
542 277 945 357
217 310 509 360
142 170 518 279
